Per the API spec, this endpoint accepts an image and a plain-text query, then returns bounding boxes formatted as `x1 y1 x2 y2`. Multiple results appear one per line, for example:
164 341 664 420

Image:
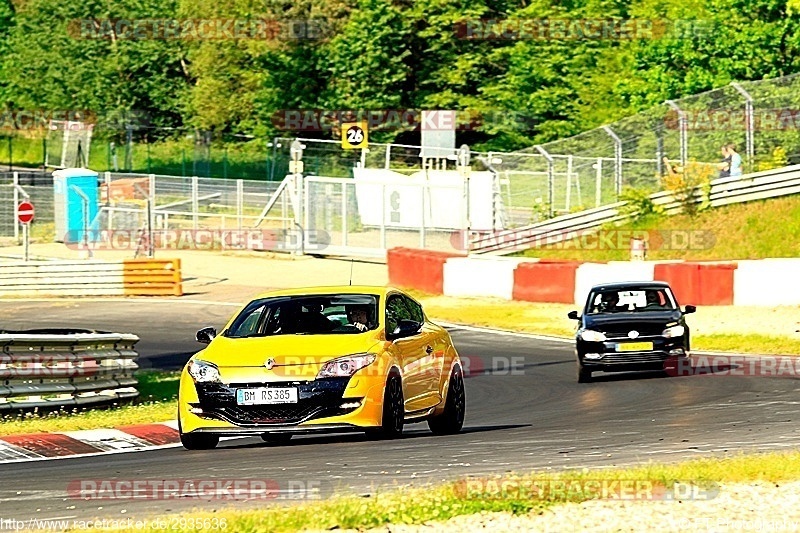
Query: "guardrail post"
602 126 623 198
533 145 554 218
665 100 687 168
731 82 755 172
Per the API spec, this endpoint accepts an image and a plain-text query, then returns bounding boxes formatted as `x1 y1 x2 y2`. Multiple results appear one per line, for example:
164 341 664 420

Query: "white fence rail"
470 164 800 254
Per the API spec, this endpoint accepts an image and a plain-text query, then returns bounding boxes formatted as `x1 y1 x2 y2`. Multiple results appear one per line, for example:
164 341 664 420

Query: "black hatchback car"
568 281 696 383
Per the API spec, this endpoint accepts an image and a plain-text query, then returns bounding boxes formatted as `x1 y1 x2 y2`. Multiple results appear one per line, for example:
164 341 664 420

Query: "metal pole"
595 158 602 207
8 136 12 171
665 100 687 167
384 144 391 169
13 171 19 243
236 179 243 231
23 223 29 262
731 82 754 171
602 126 623 197
341 181 348 247
192 176 199 230
534 145 554 217
565 155 573 212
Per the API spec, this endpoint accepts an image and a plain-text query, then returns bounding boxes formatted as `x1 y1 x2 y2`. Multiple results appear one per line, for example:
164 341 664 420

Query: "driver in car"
346 305 370 332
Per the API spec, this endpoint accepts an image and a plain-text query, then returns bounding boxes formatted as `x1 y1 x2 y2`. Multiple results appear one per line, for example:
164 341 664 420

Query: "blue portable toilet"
53 168 100 243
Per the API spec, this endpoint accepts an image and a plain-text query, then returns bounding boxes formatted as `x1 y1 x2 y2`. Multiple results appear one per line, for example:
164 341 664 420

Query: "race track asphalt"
0 299 798 523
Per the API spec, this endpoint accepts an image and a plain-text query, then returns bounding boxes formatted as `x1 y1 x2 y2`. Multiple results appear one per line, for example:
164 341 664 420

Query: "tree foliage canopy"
1 0 798 150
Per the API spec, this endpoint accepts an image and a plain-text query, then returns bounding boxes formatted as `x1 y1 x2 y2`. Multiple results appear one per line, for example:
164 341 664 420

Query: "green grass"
0 371 178 436
103 450 800 533
515 195 800 261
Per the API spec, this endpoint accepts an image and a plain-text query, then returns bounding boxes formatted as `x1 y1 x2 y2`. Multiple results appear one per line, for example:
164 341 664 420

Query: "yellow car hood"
198 333 384 368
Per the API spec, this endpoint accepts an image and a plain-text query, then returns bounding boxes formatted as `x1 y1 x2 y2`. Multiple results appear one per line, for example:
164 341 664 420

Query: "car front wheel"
180 432 219 450
261 433 293 444
577 364 593 383
428 366 465 435
367 373 404 439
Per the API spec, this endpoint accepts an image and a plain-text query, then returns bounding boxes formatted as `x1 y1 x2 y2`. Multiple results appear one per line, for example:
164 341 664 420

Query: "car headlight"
580 329 607 342
187 359 221 383
662 325 685 338
317 354 376 379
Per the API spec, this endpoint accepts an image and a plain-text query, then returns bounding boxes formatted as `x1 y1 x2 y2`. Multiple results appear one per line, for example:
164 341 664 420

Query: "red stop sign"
17 201 34 224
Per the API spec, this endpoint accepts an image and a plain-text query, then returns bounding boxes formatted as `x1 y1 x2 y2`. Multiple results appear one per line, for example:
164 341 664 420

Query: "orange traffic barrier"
122 258 182 296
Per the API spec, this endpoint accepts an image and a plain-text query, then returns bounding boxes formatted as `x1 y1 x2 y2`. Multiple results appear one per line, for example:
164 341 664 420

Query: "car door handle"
425 345 433 355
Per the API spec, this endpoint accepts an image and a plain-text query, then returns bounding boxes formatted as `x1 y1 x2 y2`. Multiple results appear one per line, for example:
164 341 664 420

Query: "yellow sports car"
178 286 465 449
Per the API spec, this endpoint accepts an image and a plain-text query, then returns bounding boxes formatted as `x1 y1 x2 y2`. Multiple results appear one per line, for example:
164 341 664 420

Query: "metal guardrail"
0 259 183 297
471 164 800 254
0 330 140 411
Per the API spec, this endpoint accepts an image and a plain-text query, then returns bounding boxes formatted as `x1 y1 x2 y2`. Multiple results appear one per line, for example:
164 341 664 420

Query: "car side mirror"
388 319 422 341
567 311 579 320
683 305 696 315
196 326 217 344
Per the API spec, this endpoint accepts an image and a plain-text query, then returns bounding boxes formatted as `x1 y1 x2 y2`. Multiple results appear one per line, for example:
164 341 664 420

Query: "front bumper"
577 337 688 371
179 372 386 434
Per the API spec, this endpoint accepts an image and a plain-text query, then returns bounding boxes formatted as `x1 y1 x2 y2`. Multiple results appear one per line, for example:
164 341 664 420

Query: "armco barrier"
0 259 182 297
387 248 462 294
0 330 140 411
513 261 581 303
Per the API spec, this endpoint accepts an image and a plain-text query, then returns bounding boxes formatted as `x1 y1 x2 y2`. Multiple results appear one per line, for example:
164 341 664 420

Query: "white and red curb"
0 422 180 463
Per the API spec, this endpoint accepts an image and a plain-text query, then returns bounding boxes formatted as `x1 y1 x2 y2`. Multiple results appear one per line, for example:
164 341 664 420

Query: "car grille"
202 404 354 425
598 352 669 365
194 377 353 426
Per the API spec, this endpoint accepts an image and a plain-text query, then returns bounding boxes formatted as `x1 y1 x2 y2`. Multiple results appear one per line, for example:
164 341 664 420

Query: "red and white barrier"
443 257 535 300
387 248 799 306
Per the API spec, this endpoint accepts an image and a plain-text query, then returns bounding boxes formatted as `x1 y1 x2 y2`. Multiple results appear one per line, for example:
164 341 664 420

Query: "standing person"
717 145 731 179
727 143 743 177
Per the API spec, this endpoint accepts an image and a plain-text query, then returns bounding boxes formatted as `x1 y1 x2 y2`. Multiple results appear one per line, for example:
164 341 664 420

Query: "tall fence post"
565 154 573 212
236 179 243 231
602 126 623 198
594 158 602 207
731 82 755 171
665 100 687 168
191 176 199 230
533 145 554 218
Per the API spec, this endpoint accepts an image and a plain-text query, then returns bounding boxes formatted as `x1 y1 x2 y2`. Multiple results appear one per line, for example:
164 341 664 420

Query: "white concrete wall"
443 257 535 300
733 259 800 306
573 261 656 306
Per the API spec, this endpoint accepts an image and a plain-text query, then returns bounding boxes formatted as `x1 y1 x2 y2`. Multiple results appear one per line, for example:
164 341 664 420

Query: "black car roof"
589 281 672 291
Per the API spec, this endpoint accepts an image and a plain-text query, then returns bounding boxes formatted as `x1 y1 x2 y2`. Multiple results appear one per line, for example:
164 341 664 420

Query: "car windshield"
225 294 380 337
586 288 678 314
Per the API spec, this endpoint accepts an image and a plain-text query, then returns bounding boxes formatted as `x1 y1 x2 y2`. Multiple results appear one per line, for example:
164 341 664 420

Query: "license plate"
236 387 298 405
617 342 653 352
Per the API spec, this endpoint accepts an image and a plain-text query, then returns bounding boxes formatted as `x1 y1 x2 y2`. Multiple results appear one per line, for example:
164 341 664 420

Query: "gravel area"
312 481 800 532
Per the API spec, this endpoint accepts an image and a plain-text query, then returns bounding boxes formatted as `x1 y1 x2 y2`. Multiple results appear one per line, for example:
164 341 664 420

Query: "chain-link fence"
505 73 800 219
